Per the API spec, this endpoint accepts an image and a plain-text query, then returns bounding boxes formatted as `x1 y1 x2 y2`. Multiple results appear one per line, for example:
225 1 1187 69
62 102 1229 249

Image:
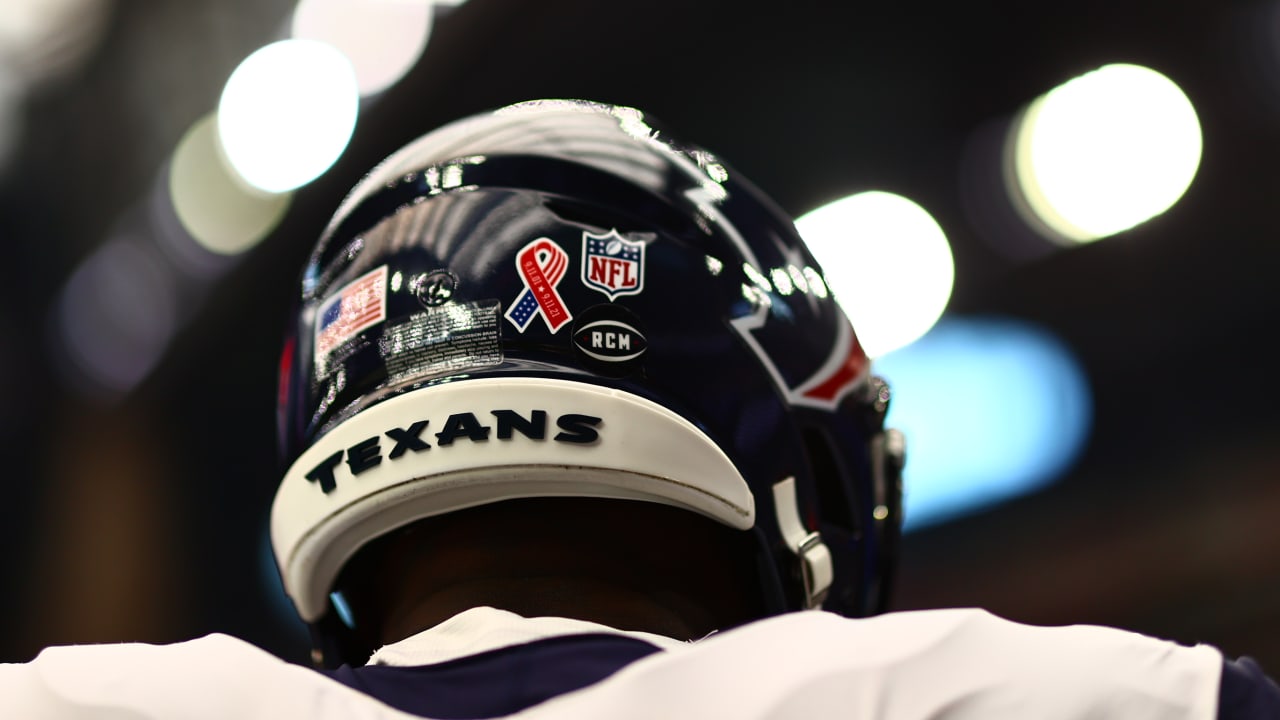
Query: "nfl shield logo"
581 229 645 300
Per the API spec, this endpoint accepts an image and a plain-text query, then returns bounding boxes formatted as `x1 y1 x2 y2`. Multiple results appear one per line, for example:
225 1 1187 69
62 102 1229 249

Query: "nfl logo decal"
581 229 645 301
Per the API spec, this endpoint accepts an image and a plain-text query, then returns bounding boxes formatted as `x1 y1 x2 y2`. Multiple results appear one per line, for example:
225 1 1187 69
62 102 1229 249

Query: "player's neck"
378 576 716 644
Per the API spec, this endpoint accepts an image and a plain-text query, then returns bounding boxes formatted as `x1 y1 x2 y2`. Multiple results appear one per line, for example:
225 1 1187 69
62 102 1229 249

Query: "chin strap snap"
771 477 833 609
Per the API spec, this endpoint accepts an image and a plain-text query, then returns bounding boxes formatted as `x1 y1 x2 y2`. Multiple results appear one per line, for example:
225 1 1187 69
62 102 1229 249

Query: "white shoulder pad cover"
515 609 1223 720
2 634 422 719
272 377 754 621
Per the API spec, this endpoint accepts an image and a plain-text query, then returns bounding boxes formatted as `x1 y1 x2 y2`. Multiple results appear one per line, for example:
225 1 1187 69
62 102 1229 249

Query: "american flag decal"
315 265 388 361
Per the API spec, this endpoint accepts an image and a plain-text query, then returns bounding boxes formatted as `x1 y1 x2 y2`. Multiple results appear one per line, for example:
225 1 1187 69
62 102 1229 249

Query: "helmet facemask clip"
771 476 834 609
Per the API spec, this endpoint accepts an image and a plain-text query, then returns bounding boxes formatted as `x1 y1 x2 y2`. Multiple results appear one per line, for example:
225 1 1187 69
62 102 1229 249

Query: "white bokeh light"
1012 63 1202 243
291 0 433 97
796 191 955 357
170 113 292 255
0 67 20 173
0 0 112 89
217 39 359 193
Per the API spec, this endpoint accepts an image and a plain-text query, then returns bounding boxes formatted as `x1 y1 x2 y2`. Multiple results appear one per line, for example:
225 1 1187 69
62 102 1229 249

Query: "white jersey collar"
367 606 689 667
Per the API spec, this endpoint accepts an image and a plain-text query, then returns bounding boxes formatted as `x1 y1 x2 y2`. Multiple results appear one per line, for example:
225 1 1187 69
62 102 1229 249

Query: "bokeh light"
291 0 433 97
217 39 359 193
1010 63 1202 243
873 316 1092 530
795 191 955 357
56 239 179 396
0 0 112 89
170 113 292 255
0 67 20 173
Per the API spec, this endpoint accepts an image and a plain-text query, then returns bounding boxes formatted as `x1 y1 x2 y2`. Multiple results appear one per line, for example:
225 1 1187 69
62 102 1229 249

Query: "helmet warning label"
380 299 502 385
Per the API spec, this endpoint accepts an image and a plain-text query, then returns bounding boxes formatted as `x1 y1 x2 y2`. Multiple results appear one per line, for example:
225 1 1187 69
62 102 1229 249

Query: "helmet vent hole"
802 426 857 533
543 198 624 233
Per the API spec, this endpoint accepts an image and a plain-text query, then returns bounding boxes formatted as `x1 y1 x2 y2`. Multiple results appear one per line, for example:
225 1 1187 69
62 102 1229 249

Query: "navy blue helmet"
272 100 903 665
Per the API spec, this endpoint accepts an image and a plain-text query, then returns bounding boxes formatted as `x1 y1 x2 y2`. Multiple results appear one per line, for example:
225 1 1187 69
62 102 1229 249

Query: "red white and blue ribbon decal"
504 237 573 333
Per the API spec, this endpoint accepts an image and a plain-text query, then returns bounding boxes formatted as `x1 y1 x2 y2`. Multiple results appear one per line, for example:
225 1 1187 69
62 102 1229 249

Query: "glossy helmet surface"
272 99 903 664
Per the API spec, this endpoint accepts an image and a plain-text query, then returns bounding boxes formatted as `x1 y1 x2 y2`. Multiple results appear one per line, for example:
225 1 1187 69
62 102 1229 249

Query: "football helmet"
272 100 904 665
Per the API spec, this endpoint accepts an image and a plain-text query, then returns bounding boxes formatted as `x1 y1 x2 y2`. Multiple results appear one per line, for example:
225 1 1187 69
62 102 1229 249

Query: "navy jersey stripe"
319 633 663 719
1219 656 1280 720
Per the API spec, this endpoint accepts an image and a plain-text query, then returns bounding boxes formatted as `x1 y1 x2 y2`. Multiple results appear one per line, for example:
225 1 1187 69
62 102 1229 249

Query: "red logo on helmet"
731 293 869 411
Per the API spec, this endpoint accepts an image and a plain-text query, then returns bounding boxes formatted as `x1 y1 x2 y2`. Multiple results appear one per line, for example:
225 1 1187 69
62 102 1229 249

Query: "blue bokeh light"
872 315 1092 531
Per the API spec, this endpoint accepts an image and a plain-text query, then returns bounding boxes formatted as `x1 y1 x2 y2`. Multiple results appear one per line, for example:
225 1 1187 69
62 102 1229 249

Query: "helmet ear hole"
801 425 860 537
803 422 891 615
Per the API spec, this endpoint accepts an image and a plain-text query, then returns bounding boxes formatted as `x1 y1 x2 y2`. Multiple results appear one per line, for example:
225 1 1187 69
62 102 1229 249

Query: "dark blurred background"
1 0 1278 669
